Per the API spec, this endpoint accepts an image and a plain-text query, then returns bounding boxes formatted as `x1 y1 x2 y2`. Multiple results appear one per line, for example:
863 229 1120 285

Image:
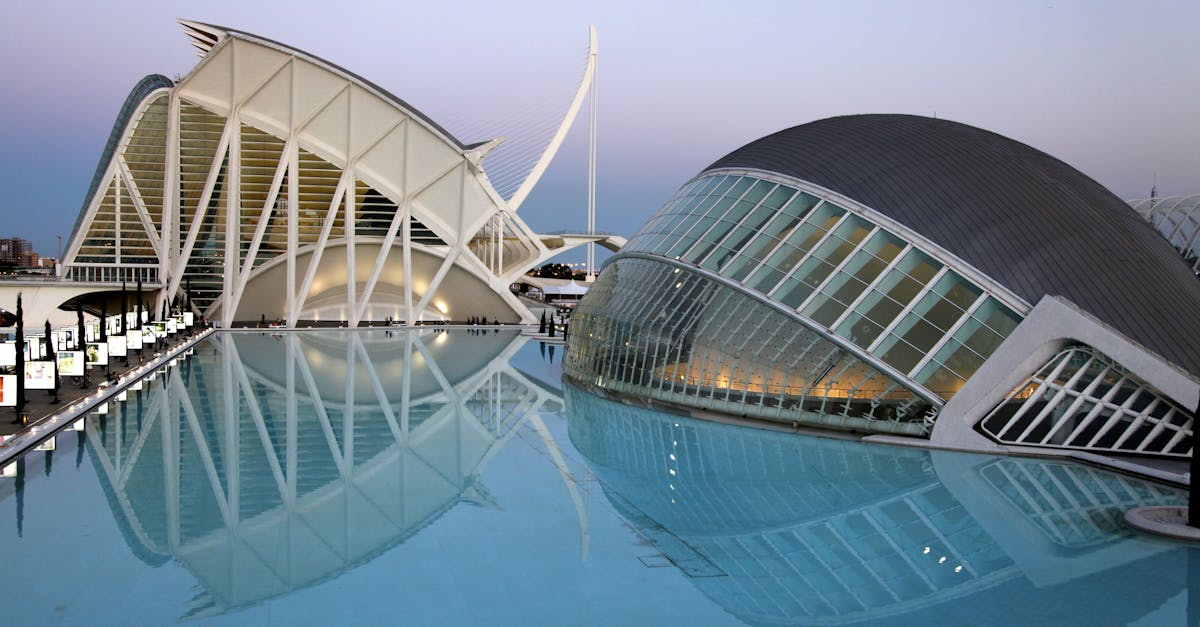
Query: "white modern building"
57 21 621 328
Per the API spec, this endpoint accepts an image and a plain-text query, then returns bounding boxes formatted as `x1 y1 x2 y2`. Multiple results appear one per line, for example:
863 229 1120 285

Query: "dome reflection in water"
565 382 1192 626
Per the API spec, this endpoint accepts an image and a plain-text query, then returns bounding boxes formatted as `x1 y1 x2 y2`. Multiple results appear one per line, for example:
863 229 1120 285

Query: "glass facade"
70 93 169 282
1128 194 1200 272
619 173 1023 400
564 256 935 435
980 346 1193 457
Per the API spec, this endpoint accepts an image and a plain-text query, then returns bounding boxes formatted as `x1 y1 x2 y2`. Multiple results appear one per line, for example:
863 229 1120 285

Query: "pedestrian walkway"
0 330 207 437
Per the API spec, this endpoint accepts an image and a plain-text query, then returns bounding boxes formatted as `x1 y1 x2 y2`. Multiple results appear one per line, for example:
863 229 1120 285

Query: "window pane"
761 185 796 209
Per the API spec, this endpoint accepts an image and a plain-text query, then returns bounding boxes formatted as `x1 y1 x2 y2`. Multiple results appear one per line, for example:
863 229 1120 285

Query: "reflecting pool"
0 329 1195 625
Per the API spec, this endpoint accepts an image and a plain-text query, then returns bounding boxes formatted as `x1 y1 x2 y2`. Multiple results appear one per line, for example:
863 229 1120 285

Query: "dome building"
565 114 1199 457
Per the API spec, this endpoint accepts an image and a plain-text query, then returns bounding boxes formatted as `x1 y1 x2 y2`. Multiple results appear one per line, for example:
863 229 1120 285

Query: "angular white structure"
60 21 621 327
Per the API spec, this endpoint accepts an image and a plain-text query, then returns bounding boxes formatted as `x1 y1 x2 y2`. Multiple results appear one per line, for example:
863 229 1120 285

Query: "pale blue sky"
1 0 1197 259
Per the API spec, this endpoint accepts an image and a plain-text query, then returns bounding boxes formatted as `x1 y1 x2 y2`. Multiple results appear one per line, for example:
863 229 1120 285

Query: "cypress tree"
44 320 58 403
76 303 85 351
12 293 24 424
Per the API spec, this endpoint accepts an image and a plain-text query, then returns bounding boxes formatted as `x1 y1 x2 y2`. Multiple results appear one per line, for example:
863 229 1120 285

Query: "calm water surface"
0 330 1194 625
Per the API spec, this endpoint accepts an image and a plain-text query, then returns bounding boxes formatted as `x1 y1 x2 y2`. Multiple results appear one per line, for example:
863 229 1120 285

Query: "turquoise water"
0 329 1193 625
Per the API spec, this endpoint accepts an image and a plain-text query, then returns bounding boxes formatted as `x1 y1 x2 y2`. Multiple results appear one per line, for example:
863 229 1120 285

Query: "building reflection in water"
37 328 1199 623
83 329 584 618
564 383 1188 625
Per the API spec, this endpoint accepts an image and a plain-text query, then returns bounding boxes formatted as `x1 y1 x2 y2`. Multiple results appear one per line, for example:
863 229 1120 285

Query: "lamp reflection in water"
564 382 1187 625
83 329 586 619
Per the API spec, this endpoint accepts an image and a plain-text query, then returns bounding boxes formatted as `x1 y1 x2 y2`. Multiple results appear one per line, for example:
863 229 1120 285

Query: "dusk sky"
1 0 1197 262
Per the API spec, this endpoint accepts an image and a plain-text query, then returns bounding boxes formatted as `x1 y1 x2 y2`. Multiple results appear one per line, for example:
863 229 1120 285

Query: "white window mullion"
739 200 828 289
794 226 881 314
906 291 989 379
1012 356 1098 443
167 116 234 301
695 184 791 268
866 266 950 354
682 181 770 262
1061 373 1130 444
1084 381 1151 448
650 180 727 252
829 243 913 332
293 173 351 320
117 158 163 259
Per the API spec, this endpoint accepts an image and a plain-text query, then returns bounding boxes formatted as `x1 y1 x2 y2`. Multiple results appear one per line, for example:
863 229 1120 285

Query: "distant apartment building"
0 237 34 268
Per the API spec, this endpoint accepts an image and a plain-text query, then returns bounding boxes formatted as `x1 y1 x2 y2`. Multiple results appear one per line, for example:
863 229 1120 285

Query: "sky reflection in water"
0 329 1193 625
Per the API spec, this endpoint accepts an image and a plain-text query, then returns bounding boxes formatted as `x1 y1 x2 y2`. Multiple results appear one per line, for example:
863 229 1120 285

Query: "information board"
52 331 70 351
0 374 15 406
142 328 157 346
127 332 142 351
0 342 15 367
24 361 55 390
184 312 194 327
152 322 167 339
57 351 84 377
86 343 109 366
108 336 127 357
167 319 177 334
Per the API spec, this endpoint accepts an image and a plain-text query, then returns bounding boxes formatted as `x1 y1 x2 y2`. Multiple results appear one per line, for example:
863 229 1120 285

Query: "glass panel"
739 180 773 205
930 270 982 311
701 205 779 270
746 201 846 292
877 337 926 374
915 363 967 398
770 215 872 307
719 204 817 281
683 198 758 263
666 215 719 258
781 192 822 218
760 185 796 209
801 232 905 326
838 314 887 348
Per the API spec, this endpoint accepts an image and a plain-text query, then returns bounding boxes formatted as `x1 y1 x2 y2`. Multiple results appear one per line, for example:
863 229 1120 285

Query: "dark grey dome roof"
707 114 1200 379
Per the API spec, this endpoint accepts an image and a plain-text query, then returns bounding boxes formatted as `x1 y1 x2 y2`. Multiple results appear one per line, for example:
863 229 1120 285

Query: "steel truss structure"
1128 194 1200 273
62 21 619 326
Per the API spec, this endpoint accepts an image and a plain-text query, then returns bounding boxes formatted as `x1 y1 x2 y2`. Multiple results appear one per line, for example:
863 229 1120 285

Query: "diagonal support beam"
117 158 164 260
227 136 294 318
289 173 350 325
293 340 346 476
166 118 234 303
